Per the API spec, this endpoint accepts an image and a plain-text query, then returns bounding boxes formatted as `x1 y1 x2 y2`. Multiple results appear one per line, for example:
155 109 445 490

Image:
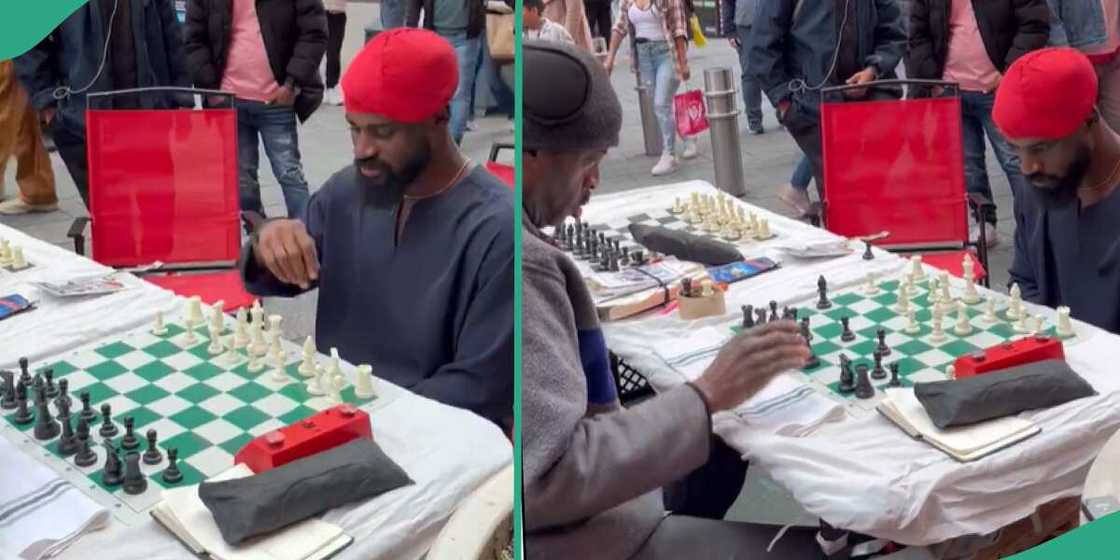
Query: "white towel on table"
0 438 109 559
653 327 846 436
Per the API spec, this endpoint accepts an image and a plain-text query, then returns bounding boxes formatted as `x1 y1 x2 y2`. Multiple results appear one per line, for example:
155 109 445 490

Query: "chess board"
1 319 376 525
580 208 777 253
732 275 1078 411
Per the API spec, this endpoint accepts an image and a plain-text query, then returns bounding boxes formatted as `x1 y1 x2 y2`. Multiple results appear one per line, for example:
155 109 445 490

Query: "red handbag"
674 86 709 137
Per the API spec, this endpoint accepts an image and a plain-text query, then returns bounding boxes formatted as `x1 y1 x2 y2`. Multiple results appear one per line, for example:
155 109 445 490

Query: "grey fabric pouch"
628 224 744 266
198 438 413 545
914 360 1096 429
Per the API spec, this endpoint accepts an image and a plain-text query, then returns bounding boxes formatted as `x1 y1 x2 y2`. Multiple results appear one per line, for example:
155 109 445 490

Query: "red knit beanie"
341 28 458 123
993 47 1098 140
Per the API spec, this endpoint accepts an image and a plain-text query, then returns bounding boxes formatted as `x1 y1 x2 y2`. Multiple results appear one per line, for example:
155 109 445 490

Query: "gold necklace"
404 157 472 201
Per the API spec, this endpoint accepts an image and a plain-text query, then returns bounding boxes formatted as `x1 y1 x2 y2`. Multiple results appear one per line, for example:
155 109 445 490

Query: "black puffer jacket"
184 0 327 122
908 0 1049 91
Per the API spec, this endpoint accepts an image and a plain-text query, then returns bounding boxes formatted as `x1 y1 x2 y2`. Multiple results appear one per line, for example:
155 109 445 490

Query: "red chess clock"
235 405 373 473
951 336 1066 379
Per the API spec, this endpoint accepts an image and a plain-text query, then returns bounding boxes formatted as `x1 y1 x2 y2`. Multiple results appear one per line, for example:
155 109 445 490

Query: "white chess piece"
0 239 10 264
953 302 972 336
10 246 26 269
939 272 953 303
1013 310 1029 333
895 284 910 314
188 296 204 325
930 308 946 342
909 255 925 280
270 337 287 382
962 275 981 305
756 219 772 240
152 311 167 335
233 308 249 348
946 365 956 379
863 276 880 296
1007 284 1023 320
962 253 975 281
671 197 683 213
1056 306 1075 337
210 300 225 333
1029 314 1044 336
247 344 263 372
905 308 920 334
207 323 224 354
306 364 326 395
927 276 940 305
328 375 345 405
268 314 282 339
354 364 375 399
250 306 267 356
983 297 998 323
299 336 317 377
329 347 343 379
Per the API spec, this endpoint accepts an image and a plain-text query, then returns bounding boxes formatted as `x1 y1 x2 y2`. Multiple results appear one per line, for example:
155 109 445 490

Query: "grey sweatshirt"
522 215 712 559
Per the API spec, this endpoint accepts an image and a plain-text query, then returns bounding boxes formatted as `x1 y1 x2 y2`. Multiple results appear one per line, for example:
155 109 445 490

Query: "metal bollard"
703 67 746 196
637 80 663 156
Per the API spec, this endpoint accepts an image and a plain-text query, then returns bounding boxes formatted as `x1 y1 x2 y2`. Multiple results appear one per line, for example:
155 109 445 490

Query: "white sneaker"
970 221 1001 248
651 153 679 176
0 198 59 215
325 87 342 106
776 183 812 214
681 138 699 160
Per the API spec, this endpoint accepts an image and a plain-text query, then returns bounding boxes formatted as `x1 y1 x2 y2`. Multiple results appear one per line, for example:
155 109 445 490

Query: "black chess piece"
871 350 887 380
619 248 631 266
840 317 856 342
837 355 855 394
801 320 820 369
741 305 755 329
122 452 148 495
32 373 43 396
18 357 30 387
120 416 140 450
862 241 874 260
755 308 768 325
54 378 71 411
74 418 97 467
876 328 891 356
854 365 875 399
33 387 60 440
816 275 832 309
769 301 780 322
631 249 645 266
78 391 96 425
56 407 79 456
609 250 620 272
681 278 692 298
161 448 183 484
0 370 15 410
889 362 902 387
143 429 163 465
99 403 118 438
12 381 33 424
43 369 58 399
800 317 813 342
101 440 123 486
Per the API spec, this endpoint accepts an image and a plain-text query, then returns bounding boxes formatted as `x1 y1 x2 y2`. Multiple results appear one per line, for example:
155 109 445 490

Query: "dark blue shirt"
242 166 515 424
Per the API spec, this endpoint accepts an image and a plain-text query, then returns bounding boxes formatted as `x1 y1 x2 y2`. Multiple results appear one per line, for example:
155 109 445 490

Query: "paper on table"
882 388 1038 456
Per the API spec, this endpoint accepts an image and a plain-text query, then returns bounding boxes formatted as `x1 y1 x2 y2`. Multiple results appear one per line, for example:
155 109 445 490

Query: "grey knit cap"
523 39 622 152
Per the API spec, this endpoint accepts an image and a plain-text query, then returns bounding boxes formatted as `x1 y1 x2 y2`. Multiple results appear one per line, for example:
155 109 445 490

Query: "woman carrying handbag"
603 0 699 177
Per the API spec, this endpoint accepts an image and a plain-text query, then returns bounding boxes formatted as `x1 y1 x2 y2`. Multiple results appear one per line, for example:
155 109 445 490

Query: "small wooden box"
678 285 726 320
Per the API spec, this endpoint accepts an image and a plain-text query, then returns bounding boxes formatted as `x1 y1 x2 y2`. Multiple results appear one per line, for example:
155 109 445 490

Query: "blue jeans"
441 31 482 145
735 26 763 128
637 40 680 155
235 99 310 219
959 90 1025 225
380 0 405 29
790 154 813 190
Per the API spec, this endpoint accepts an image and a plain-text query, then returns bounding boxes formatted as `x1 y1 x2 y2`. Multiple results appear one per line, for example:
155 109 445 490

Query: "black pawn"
74 418 97 467
12 381 33 424
56 409 79 456
840 317 856 342
43 369 58 399
801 320 820 369
889 362 902 387
769 301 780 322
122 452 148 495
631 249 645 265
755 308 768 325
99 403 118 438
800 317 813 342
816 275 832 309
120 416 139 450
161 448 183 484
143 429 163 465
862 241 874 260
54 378 71 411
854 365 875 399
79 391 96 425
837 355 855 394
18 357 30 387
33 388 59 440
871 350 887 380
101 440 123 486
1 370 15 410
741 305 755 329
876 328 891 356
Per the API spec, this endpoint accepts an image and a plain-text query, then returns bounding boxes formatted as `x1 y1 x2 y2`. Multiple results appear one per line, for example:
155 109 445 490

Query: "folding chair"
68 88 256 310
485 142 515 189
808 80 992 286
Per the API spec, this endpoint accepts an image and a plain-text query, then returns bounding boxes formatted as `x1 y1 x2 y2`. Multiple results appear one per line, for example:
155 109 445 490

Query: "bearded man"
997 46 1120 334
240 28 515 426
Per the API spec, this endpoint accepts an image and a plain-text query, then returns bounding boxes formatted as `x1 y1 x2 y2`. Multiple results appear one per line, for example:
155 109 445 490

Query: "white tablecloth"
587 181 1120 546
0 223 512 560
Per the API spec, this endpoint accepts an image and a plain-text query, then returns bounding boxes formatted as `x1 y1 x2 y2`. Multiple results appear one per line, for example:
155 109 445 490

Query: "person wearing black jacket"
908 0 1049 247
184 0 327 220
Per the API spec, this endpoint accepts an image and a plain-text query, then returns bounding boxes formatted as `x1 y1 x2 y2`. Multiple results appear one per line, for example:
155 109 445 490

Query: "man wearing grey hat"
521 38 825 559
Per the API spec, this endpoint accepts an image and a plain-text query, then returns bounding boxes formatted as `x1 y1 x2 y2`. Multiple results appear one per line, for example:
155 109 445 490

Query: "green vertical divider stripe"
0 2 90 59
1010 510 1120 558
513 0 524 557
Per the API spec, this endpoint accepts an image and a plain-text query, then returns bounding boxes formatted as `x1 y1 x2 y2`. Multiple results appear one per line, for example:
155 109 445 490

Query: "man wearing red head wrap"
996 46 1120 334
238 29 514 427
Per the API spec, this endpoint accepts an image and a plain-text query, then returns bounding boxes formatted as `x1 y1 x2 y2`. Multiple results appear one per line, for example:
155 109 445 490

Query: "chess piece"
99 403 118 437
187 296 204 325
895 284 910 314
871 351 887 379
768 301 780 322
10 246 27 269
354 364 376 399
207 323 224 355
1006 283 1023 320
251 304 267 356
862 241 874 260
954 302 973 336
210 300 225 333
721 222 740 241
927 276 940 306
247 345 263 372
299 336 317 377
0 371 14 410
938 272 952 303
741 305 755 330
55 378 71 410
863 276 879 296
840 316 855 342
801 320 820 369
306 365 327 396
889 362 902 387
681 278 692 298
983 297 999 323
800 317 813 343
78 391 96 425
929 308 946 342
161 448 183 483
670 197 685 214
152 311 167 335
120 416 140 450
327 375 345 405
962 275 981 307
755 219 772 240
700 279 714 298
101 441 123 486
755 308 768 325
837 355 855 394
1030 314 1045 336
143 429 163 465
962 253 975 282
234 308 249 347
876 328 890 356
946 365 957 379
854 365 874 399
268 314 283 340
122 452 148 495
1056 306 1075 338
57 405 80 456
271 337 288 383
74 419 97 467
33 387 59 440
909 255 925 280
18 357 30 387
1013 311 1029 333
905 309 920 334
38 369 56 400
816 276 832 309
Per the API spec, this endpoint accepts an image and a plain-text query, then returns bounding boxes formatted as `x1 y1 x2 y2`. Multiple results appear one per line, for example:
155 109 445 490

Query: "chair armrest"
67 217 90 256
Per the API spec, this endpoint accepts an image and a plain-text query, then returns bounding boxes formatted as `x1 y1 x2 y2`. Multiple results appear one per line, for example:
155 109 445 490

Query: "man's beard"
354 143 431 210
1027 148 1091 211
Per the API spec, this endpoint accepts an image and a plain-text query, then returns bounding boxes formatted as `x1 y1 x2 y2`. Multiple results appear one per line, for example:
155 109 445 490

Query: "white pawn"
270 337 287 383
268 314 282 339
354 364 376 399
909 255 925 280
207 323 224 354
210 300 225 333
756 219 772 240
0 239 10 263
10 246 27 269
953 302 972 336
671 197 684 213
962 276 981 305
929 308 946 342
152 311 167 335
863 276 880 296
904 308 920 334
939 272 953 303
928 276 941 305
895 284 910 314
234 308 249 348
299 336 317 377
306 365 326 396
1013 310 1030 333
188 296 204 325
1007 284 1023 320
247 345 263 372
983 297 998 323
1056 306 1075 337
1029 314 1045 336
250 306 267 356
329 348 343 379
328 375 345 405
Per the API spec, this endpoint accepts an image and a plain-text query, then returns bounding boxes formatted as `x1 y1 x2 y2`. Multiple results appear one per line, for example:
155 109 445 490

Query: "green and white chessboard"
1 319 375 525
732 275 1080 411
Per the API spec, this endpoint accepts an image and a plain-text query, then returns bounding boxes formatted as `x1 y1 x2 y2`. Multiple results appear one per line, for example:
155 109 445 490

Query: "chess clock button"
301 419 317 429
265 431 286 447
970 351 986 362
338 404 358 417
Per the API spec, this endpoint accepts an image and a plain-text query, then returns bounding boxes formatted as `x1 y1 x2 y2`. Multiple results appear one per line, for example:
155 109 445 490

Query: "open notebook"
151 464 352 560
877 388 1041 462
